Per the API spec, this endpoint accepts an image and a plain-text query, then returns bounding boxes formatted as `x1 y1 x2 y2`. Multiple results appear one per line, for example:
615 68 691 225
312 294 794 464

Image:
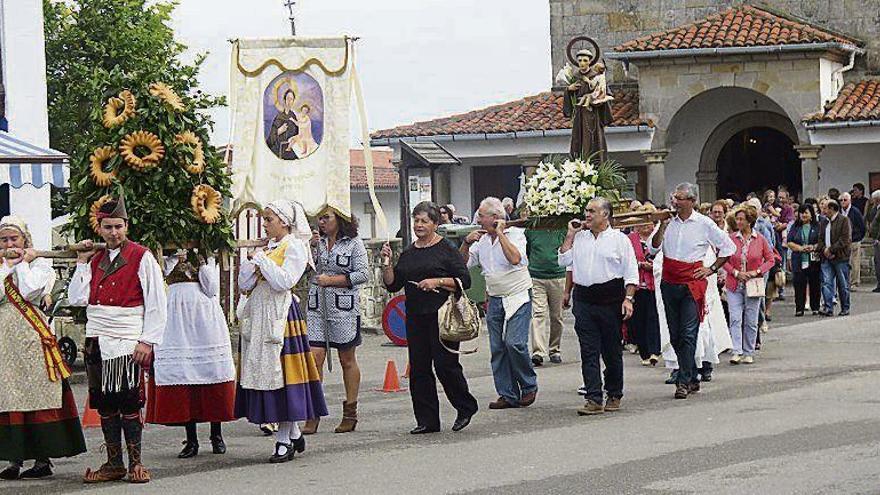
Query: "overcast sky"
170 0 551 146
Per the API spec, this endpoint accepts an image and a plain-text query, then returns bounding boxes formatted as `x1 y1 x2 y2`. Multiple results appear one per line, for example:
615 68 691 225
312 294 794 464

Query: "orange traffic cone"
375 359 406 393
402 361 410 379
81 396 101 428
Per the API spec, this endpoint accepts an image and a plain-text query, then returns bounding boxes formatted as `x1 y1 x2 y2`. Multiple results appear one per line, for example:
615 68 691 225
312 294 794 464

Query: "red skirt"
145 380 236 425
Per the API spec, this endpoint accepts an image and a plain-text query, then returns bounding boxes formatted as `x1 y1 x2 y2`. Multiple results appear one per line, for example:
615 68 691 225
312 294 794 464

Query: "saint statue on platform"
560 42 613 163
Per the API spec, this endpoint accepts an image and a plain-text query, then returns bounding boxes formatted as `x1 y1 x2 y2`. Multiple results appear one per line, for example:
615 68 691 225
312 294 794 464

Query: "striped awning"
0 131 70 188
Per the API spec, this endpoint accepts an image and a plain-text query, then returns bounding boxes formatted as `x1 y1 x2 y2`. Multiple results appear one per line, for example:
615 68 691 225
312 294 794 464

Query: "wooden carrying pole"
0 239 270 260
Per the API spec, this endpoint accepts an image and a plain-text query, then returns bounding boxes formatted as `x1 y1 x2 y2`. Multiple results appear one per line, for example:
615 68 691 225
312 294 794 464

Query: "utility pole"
283 0 296 35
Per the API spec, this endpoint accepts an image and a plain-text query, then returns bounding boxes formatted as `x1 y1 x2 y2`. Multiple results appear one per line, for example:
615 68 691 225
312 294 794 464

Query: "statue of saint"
562 48 613 163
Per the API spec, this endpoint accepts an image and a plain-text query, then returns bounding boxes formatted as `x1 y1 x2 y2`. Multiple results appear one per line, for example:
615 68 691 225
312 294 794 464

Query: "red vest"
88 241 148 307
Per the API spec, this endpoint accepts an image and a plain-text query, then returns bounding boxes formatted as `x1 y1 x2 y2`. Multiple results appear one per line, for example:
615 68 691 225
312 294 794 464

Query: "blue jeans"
726 286 761 357
486 295 537 403
821 260 850 313
660 282 699 386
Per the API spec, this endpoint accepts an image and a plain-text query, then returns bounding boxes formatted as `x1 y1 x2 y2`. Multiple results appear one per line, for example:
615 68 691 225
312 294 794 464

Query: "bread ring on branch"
149 82 185 112
191 184 222 224
89 146 118 186
102 90 136 128
119 130 165 171
174 131 205 174
89 195 113 234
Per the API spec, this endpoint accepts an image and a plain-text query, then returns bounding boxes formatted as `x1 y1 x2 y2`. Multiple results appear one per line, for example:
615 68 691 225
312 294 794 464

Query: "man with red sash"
649 183 734 399
67 196 167 483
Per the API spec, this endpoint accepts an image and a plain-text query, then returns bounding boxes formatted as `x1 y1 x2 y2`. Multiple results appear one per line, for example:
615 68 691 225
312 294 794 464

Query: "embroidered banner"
230 37 352 217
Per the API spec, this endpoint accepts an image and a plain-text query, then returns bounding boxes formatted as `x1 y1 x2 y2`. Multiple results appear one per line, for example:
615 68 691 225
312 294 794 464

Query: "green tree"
44 0 233 252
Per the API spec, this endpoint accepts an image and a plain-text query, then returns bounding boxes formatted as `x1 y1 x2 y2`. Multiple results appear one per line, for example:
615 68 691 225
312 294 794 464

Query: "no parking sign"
382 295 407 346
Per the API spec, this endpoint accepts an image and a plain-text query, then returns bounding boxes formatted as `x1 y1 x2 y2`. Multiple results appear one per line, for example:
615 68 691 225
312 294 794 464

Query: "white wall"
817 143 880 196
350 190 401 240
1 0 53 248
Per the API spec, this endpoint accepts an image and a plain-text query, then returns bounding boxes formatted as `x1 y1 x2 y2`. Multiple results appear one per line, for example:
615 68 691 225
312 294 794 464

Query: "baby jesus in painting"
286 104 319 159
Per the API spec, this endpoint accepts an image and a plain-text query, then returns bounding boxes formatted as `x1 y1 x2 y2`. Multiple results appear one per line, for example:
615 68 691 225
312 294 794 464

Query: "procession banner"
230 37 352 217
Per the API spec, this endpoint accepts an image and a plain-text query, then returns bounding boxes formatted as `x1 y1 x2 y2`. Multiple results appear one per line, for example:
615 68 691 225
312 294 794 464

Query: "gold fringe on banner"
232 38 351 78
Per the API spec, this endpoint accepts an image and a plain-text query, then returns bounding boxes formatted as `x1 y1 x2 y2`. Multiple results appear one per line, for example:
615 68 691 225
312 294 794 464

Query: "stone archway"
697 110 799 202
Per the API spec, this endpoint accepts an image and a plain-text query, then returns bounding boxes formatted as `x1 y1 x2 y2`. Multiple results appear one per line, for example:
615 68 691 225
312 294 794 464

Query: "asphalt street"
4 289 880 495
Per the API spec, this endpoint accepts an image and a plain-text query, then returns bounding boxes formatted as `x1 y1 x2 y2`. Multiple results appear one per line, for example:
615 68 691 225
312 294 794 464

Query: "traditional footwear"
519 390 538 407
334 401 358 433
452 414 472 432
688 381 701 393
604 397 621 412
20 461 53 479
577 399 604 416
409 425 440 435
269 442 293 463
302 418 320 435
291 435 306 455
488 397 517 409
83 463 127 483
259 423 278 436
742 355 755 364
531 354 544 367
665 370 679 385
549 353 562 364
210 435 226 455
0 464 20 480
674 384 689 399
126 440 150 484
640 358 652 366
730 354 743 365
178 440 199 459
127 464 151 484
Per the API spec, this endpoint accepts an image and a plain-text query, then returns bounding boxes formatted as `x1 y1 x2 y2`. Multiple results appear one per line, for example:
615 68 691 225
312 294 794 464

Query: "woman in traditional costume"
0 216 86 480
235 200 327 463
146 252 236 458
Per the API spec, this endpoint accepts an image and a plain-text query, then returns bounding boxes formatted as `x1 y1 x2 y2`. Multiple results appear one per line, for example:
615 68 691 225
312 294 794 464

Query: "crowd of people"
0 180 876 483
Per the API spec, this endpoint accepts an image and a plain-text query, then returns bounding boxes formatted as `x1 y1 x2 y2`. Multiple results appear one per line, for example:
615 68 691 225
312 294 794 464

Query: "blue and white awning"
0 131 70 188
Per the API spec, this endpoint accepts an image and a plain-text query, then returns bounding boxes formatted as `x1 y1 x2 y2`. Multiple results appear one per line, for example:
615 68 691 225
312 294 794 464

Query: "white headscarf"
0 215 32 248
266 200 314 270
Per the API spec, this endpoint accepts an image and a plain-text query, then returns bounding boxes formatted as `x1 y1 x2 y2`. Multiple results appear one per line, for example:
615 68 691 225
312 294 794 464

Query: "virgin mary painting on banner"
230 37 351 217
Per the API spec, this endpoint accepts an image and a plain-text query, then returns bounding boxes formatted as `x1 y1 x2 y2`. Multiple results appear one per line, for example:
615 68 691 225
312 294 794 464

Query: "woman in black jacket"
381 202 478 434
786 203 821 316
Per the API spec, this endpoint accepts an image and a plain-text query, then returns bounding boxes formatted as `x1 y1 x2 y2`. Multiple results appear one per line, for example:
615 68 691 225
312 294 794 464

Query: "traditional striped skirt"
234 301 328 424
0 381 86 461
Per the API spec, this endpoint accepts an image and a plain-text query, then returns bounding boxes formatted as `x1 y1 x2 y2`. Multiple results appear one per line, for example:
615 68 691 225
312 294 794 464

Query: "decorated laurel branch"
523 154 626 229
69 78 234 253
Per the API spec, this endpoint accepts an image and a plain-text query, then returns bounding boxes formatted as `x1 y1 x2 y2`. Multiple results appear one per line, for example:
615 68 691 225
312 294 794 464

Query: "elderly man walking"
559 198 638 415
817 199 852 316
461 197 537 409
650 183 735 399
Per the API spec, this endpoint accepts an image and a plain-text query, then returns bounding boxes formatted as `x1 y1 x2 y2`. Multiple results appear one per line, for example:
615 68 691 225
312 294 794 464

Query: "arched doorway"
716 127 801 202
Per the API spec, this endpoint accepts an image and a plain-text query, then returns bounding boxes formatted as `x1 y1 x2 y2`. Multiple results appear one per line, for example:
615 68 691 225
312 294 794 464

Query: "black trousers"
406 312 478 429
572 300 623 403
630 289 661 359
660 282 699 386
84 338 143 416
793 268 821 312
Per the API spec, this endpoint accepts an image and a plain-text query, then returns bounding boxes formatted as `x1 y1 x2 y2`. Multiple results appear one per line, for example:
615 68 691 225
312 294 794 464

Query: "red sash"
4 274 71 381
661 257 708 323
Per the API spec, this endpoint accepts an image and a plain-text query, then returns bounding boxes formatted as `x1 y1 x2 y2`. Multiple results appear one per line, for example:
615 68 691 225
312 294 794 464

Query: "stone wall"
549 0 880 82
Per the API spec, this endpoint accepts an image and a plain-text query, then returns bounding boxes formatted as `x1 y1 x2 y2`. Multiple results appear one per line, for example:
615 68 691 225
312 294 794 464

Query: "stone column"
695 170 718 203
795 145 823 200
642 150 669 205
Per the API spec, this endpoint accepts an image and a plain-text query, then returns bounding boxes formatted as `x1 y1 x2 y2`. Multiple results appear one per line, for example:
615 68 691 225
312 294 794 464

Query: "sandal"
127 463 151 484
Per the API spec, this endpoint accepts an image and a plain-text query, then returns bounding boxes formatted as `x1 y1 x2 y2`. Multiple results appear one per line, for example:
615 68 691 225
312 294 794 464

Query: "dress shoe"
665 370 679 385
604 397 621 412
269 442 293 463
795 310 804 317
291 435 306 454
700 368 713 382
409 425 440 435
531 354 543 367
577 399 604 416
210 435 226 455
872 287 880 293
519 390 537 407
549 353 562 364
451 415 472 432
818 310 833 317
488 397 517 409
674 384 689 399
19 462 52 479
0 464 21 480
838 310 850 316
178 441 199 459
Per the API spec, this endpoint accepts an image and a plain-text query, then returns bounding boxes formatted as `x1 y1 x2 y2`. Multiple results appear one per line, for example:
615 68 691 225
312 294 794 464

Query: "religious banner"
229 37 352 217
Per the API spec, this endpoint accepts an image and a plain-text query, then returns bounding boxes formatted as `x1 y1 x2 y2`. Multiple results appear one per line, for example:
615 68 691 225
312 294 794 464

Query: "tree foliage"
44 0 234 252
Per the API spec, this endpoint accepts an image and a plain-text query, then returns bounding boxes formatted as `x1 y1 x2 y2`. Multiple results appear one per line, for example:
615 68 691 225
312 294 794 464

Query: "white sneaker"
730 354 742 365
742 355 754 364
760 322 769 333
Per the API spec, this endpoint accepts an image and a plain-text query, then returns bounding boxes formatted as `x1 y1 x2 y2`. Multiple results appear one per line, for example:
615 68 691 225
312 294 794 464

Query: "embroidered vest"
88 241 148 307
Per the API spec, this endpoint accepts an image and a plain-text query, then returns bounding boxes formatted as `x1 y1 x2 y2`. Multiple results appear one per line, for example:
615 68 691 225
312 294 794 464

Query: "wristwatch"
625 295 634 302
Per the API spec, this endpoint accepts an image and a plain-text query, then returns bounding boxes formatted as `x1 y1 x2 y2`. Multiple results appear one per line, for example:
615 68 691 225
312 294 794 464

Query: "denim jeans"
572 300 623 403
660 282 699 386
726 285 761 357
820 260 850 313
486 295 537 403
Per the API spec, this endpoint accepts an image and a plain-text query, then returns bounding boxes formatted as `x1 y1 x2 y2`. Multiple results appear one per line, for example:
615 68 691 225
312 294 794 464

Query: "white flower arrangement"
523 155 624 222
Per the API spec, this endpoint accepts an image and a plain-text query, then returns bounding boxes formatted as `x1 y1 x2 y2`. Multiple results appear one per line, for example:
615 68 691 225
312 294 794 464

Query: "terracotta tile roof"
349 148 398 190
804 80 880 123
614 5 856 53
370 88 648 140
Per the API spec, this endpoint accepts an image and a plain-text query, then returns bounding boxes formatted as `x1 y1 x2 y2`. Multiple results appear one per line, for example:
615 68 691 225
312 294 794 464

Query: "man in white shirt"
461 197 537 409
559 197 638 415
67 196 167 484
650 183 734 399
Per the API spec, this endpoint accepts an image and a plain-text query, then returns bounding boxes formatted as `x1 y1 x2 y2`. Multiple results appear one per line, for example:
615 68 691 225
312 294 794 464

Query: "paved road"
5 290 880 495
